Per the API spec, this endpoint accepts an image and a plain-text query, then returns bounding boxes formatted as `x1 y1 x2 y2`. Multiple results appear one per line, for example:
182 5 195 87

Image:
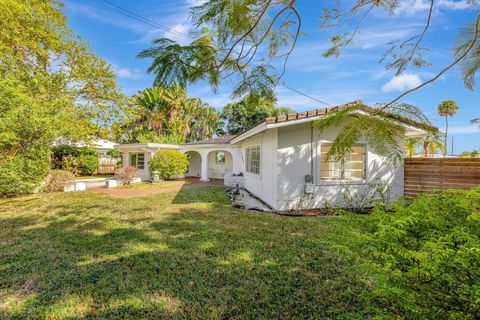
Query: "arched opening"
207 150 233 179
184 151 202 178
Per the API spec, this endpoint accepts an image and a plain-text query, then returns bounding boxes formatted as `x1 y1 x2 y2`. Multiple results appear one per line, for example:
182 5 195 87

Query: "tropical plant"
369 188 480 319
404 137 421 158
421 134 446 158
114 167 138 185
148 150 189 180
314 102 435 164
123 85 220 144
221 93 293 135
437 100 459 157
44 170 75 192
137 1 480 107
0 0 125 196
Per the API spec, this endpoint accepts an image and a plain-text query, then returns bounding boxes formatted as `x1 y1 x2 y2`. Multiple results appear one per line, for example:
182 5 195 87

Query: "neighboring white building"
115 101 431 211
52 137 116 155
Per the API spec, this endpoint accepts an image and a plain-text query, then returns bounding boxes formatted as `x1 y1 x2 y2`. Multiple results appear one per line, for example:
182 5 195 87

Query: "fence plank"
404 158 480 196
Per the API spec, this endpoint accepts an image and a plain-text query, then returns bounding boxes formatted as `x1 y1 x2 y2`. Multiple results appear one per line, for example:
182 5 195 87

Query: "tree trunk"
444 117 448 157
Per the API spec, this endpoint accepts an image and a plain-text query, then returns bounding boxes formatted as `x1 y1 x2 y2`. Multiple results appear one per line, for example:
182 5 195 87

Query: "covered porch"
181 146 242 182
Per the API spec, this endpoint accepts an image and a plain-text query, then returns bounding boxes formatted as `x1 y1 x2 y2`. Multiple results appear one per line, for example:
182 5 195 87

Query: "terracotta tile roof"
183 135 237 145
263 100 437 132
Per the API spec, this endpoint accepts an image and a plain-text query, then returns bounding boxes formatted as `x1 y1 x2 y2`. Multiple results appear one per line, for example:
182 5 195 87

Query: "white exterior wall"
124 150 153 181
185 151 201 177
239 128 278 209
275 122 404 211
207 151 233 179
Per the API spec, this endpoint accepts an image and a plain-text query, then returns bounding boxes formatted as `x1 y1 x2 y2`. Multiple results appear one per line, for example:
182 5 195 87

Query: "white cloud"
112 65 143 79
396 0 471 15
382 73 422 92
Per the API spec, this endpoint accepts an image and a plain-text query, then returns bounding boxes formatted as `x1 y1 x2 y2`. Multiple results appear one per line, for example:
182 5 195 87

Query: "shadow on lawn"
0 188 372 319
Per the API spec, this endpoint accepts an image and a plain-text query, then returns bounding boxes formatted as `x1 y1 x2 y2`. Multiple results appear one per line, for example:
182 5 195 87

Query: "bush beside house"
149 149 189 180
44 170 75 192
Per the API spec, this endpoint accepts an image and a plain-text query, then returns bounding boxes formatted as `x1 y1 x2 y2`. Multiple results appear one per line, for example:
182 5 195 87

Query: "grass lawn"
75 175 114 180
0 186 383 319
116 180 189 190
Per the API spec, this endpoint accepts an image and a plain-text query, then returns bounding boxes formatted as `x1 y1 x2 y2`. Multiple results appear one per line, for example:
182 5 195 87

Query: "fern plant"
314 102 436 166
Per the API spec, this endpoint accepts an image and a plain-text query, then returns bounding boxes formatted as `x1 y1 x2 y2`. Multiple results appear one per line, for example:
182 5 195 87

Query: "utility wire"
280 82 333 106
99 0 193 39
98 0 333 107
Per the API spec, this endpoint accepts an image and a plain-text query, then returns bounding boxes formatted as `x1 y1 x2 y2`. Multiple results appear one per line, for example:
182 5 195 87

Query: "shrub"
0 153 49 197
51 145 98 176
366 188 480 319
149 149 188 180
114 166 138 185
44 170 75 192
60 155 80 175
78 154 98 175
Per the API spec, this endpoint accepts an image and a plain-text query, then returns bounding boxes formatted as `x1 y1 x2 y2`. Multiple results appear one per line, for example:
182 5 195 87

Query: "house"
115 101 431 211
52 137 116 156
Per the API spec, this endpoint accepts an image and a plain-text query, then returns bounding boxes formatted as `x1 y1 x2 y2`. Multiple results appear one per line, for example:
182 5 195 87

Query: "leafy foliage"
51 146 99 176
148 150 189 180
0 0 125 196
221 93 292 135
120 85 220 144
44 170 75 192
438 99 460 156
405 134 445 158
138 0 479 105
314 102 434 164
367 188 480 319
114 167 138 185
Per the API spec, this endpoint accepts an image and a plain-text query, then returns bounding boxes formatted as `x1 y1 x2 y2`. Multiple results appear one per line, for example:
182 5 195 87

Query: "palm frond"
453 19 480 90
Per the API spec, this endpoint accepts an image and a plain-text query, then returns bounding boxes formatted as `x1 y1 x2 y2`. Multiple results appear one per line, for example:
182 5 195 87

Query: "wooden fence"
404 158 480 196
97 156 119 174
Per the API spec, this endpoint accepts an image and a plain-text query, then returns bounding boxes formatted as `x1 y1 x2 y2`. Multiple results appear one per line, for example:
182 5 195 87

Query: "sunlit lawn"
116 180 189 190
0 186 380 319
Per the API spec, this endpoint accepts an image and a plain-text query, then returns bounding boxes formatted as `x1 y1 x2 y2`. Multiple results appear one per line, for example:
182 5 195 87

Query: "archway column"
199 150 209 182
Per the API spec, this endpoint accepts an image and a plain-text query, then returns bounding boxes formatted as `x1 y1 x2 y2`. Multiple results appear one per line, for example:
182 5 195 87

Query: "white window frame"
130 152 145 170
215 151 226 164
319 143 367 181
245 145 261 175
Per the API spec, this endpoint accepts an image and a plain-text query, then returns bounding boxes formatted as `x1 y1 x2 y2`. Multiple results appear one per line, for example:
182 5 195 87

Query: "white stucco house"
115 101 430 211
53 137 116 155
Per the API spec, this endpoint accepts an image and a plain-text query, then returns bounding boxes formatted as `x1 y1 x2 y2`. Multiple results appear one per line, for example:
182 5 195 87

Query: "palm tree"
472 117 480 126
421 134 445 158
405 137 421 158
437 100 459 157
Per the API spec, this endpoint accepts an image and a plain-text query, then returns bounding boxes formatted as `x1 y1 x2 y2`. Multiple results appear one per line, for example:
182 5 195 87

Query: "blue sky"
63 0 479 153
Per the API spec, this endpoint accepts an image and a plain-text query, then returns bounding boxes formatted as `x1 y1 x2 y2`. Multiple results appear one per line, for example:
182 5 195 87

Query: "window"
320 144 366 180
130 152 145 169
246 146 260 175
215 151 226 164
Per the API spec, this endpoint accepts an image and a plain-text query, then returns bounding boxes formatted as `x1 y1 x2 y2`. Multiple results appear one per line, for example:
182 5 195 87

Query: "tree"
221 94 293 135
0 0 125 195
137 1 480 106
149 149 189 180
437 100 459 157
136 0 470 161
121 85 220 144
421 134 446 158
405 137 421 158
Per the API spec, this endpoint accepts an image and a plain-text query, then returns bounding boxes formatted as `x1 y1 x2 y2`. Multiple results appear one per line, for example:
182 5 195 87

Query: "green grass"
116 180 189 190
0 187 381 319
75 175 114 180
